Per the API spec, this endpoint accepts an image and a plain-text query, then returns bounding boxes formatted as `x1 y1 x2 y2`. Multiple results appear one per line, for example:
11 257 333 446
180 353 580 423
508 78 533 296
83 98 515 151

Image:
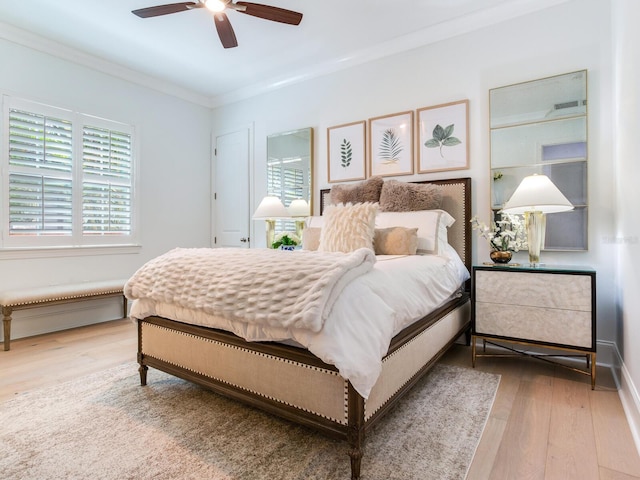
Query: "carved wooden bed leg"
138 363 148 386
464 325 472 346
347 383 365 480
348 445 363 480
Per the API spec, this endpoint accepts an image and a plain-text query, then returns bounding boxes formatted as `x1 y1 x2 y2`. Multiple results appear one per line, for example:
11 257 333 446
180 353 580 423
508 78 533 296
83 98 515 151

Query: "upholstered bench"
0 279 128 351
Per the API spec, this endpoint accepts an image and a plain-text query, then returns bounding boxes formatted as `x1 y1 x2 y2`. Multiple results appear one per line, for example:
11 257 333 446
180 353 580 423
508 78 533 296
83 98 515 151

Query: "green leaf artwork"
340 138 352 168
379 128 403 164
425 123 461 157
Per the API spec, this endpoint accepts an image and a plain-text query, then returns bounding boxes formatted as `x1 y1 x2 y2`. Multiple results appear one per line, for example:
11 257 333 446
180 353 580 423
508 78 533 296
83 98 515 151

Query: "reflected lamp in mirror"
253 196 289 248
288 199 310 238
502 174 573 265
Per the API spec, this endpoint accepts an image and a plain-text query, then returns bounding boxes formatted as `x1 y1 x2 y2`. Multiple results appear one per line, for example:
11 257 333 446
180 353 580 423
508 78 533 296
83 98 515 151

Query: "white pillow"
319 202 378 253
375 209 455 255
307 216 324 228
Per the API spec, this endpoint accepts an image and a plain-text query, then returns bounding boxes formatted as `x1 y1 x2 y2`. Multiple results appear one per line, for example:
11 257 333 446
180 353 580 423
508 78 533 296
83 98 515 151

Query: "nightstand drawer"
475 270 592 311
475 303 592 348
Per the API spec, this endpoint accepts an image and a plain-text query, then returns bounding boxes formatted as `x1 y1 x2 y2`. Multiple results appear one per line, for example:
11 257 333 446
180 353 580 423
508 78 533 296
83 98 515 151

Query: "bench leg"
2 306 12 351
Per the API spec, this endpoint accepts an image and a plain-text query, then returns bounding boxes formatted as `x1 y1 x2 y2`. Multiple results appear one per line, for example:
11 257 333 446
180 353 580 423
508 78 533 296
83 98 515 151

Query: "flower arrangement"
471 214 527 252
493 170 503 181
272 232 300 249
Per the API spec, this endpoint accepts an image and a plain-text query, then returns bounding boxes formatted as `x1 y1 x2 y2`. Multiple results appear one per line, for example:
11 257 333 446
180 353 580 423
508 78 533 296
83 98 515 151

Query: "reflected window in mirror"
490 70 587 251
267 128 313 237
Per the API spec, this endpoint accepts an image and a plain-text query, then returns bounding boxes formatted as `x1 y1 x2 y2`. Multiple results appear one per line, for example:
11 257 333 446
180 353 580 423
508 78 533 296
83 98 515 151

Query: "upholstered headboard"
319 177 472 277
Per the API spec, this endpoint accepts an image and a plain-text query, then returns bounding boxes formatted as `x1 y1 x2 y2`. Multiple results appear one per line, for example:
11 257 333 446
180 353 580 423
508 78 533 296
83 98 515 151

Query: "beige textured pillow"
302 227 321 251
330 177 384 205
374 227 419 255
379 180 443 212
319 202 378 253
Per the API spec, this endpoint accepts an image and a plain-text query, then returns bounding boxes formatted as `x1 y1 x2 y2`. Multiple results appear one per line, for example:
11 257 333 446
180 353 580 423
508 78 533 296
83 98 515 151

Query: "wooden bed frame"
136 177 472 479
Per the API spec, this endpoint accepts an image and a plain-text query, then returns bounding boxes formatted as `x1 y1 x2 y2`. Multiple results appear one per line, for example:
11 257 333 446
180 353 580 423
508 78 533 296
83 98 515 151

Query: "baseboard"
605 340 640 458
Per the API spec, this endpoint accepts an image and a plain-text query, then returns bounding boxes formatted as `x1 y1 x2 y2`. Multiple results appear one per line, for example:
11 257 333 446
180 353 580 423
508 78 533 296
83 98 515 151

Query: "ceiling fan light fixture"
205 0 226 13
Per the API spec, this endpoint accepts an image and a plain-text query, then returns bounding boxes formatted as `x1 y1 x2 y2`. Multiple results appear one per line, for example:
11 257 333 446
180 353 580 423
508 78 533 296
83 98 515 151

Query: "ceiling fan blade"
214 12 238 49
235 2 303 25
132 2 198 18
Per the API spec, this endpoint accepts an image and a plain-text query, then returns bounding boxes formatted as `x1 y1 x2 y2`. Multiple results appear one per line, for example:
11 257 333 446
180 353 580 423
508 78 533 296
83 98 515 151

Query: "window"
267 156 308 233
2 96 137 250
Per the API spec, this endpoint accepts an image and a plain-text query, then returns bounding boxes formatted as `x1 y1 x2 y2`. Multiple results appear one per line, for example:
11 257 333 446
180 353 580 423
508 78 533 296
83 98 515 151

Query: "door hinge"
214 148 217 156
214 236 217 244
214 192 217 200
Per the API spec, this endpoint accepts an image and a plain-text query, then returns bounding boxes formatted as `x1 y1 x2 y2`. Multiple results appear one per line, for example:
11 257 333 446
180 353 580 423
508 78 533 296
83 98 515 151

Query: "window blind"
8 109 73 235
3 97 136 248
82 126 132 235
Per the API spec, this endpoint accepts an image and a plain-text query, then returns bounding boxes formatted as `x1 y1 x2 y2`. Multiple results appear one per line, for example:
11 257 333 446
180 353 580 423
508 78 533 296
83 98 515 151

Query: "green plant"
340 138 352 168
272 232 300 249
379 128 403 164
425 124 461 158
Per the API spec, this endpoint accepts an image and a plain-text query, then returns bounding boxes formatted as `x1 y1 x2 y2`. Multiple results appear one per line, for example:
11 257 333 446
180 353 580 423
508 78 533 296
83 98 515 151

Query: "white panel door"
214 128 250 248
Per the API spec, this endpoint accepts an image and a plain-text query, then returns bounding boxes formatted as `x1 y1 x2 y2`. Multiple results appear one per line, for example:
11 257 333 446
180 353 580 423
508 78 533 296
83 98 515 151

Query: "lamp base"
524 210 546 265
265 219 276 249
294 219 305 239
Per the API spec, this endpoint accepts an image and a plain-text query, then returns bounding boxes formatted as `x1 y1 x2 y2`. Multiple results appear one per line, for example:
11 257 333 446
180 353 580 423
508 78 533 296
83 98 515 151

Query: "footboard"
137 293 470 479
138 317 351 436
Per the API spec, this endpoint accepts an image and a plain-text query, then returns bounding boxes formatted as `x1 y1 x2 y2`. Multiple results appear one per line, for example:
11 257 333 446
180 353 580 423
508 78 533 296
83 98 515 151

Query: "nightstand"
471 264 596 388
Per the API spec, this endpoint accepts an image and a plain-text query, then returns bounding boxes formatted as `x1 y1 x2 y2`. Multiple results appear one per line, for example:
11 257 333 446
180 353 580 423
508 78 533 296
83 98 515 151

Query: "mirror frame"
489 70 588 251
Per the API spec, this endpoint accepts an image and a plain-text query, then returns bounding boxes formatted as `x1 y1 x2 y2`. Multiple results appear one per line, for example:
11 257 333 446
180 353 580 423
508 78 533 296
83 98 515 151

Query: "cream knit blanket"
125 247 376 332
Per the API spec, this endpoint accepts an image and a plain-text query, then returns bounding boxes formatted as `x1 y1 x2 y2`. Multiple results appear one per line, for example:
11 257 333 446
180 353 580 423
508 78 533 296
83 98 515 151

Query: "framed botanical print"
327 121 366 183
417 99 469 173
368 111 414 177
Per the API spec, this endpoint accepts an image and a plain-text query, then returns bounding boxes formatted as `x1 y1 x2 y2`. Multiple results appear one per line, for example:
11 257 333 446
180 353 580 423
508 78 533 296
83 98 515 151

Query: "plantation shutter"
283 167 304 205
82 125 133 235
266 161 282 197
8 108 73 236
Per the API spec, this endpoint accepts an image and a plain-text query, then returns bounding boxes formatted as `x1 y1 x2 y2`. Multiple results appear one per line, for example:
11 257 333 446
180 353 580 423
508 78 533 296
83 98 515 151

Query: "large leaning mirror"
267 127 314 235
490 70 588 251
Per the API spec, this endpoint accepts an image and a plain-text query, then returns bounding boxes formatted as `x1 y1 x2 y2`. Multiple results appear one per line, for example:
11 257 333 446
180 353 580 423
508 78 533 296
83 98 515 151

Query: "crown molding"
0 21 213 108
210 0 572 107
0 0 572 110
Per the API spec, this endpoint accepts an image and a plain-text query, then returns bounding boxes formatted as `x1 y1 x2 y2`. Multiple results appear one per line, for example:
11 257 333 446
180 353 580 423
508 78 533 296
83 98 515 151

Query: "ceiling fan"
132 1 303 49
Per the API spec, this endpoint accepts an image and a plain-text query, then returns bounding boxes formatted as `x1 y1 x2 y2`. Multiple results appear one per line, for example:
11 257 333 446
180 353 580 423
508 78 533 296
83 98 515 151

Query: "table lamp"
287 199 310 238
253 196 289 248
502 174 573 265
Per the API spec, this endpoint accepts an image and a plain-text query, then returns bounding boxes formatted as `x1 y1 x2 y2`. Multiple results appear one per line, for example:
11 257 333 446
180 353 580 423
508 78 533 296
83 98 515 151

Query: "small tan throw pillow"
302 227 321 251
379 180 443 212
330 177 384 205
319 202 378 253
374 227 419 255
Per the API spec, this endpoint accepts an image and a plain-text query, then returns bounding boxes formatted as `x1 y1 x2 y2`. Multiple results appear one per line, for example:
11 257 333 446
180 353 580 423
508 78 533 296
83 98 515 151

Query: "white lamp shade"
252 196 289 219
502 174 574 214
288 199 310 217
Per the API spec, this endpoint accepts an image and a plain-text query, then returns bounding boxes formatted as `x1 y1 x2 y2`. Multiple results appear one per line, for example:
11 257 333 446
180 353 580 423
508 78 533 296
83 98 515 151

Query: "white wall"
0 38 212 338
612 0 640 448
212 0 618 345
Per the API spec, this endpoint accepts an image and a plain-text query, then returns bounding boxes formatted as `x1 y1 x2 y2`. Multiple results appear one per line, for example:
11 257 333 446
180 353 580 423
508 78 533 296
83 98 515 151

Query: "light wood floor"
2 319 640 480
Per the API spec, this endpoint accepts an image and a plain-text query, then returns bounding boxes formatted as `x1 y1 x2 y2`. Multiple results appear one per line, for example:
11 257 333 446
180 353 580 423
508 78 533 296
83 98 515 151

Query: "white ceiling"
0 0 569 107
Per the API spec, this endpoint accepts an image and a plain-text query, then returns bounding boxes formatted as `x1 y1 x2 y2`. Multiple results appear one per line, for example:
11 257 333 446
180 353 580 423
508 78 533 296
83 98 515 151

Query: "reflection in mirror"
490 70 587 251
267 128 313 237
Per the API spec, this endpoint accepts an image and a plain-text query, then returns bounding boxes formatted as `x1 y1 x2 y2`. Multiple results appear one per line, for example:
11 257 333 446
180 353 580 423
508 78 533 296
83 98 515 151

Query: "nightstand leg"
590 352 596 390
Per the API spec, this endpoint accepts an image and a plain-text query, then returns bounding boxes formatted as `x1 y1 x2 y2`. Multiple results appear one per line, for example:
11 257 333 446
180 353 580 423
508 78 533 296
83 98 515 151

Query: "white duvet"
129 244 469 398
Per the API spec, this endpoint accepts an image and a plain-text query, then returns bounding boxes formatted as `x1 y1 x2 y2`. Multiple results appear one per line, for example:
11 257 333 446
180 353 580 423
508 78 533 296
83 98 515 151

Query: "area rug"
0 362 499 480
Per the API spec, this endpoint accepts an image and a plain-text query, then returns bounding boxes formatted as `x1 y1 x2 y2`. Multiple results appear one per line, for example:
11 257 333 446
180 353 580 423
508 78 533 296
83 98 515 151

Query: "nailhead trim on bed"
142 323 350 424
